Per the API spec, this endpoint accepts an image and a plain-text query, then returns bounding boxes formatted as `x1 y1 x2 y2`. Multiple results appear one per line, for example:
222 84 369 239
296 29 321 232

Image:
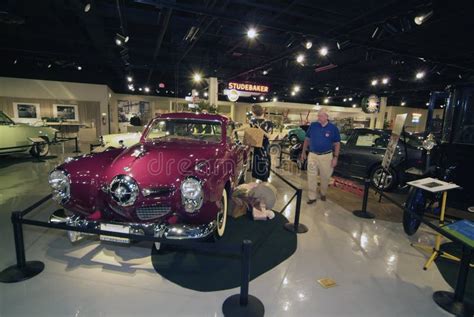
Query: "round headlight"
181 177 202 200
109 175 139 207
422 133 436 151
49 170 70 204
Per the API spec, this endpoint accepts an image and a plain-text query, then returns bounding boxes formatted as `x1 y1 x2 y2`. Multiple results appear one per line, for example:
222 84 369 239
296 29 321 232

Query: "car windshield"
0 111 14 125
144 118 223 143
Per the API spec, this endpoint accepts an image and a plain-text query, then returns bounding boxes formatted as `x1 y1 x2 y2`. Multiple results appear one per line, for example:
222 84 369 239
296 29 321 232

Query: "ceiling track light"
84 2 91 12
247 27 257 39
371 26 384 40
319 46 328 56
115 33 129 46
415 71 425 79
296 53 305 64
304 41 312 49
414 10 433 26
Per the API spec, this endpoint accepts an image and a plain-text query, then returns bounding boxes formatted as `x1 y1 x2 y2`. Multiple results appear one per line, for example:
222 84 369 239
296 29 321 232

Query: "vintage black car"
290 128 424 190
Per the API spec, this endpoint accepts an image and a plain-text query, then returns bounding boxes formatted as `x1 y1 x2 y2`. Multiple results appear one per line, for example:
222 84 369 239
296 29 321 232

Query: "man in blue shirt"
301 108 341 203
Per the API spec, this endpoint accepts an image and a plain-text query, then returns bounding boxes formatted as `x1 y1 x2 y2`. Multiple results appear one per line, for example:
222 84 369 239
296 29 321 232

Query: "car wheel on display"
289 135 299 145
30 136 49 158
214 188 228 240
269 144 281 156
403 187 427 236
370 165 398 191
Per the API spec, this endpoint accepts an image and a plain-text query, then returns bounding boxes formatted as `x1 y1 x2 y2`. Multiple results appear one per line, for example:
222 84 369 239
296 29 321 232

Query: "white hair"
318 108 329 118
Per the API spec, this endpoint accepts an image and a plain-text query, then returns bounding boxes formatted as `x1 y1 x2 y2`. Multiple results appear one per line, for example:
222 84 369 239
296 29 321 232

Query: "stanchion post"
277 144 283 168
12 212 26 268
352 178 375 219
284 188 309 233
222 240 264 317
433 246 474 316
240 240 251 306
0 212 45 283
73 137 81 153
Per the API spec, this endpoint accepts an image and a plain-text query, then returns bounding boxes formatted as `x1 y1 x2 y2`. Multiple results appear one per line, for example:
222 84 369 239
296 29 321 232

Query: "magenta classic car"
48 113 249 246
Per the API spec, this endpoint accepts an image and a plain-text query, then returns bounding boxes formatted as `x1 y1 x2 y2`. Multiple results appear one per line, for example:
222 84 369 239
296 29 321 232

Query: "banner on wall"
381 113 407 171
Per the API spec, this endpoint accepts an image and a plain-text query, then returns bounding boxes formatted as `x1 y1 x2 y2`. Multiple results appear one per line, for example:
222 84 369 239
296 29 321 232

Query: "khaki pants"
307 152 333 200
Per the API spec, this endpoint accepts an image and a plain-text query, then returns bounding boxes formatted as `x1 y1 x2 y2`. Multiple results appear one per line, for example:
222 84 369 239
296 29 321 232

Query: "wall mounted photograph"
13 102 41 123
53 104 79 121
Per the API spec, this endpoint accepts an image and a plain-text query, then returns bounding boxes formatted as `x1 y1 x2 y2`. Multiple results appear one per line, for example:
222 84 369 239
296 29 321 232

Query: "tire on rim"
370 165 397 191
214 187 228 239
30 136 49 158
269 144 281 156
403 187 426 235
289 135 299 145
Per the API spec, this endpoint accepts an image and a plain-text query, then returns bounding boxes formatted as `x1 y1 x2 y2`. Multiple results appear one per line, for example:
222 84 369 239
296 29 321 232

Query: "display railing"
270 168 308 233
355 178 474 316
0 195 265 317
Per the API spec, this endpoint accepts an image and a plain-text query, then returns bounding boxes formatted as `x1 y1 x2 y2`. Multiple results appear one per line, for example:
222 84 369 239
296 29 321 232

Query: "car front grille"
136 205 171 221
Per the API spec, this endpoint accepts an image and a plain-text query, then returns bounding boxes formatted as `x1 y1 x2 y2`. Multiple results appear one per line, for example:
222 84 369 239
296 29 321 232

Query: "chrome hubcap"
373 169 392 188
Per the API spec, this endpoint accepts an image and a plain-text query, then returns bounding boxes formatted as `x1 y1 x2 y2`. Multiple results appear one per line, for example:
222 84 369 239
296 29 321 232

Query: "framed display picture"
13 102 41 123
53 104 79 121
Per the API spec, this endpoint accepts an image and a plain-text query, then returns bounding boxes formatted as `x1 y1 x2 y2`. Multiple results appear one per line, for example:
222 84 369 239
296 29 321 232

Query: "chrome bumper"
49 209 216 243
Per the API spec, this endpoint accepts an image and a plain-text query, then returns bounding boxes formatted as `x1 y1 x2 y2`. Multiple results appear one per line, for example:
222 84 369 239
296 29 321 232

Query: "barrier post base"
0 261 44 283
433 291 474 317
352 210 375 219
222 294 264 317
284 223 309 233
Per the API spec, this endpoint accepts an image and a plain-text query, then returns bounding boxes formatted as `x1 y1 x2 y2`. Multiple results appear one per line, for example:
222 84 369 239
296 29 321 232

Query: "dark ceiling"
1 0 474 108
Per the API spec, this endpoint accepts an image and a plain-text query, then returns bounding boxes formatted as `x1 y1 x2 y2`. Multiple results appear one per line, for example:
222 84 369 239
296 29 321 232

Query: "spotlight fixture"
84 2 91 12
335 86 339 91
305 41 313 49
115 33 129 46
204 92 208 97
371 79 378 86
415 71 425 79
382 77 389 84
343 98 347 102
13 59 17 64
273 97 278 102
247 28 257 39
139 88 143 91
77 66 82 70
262 70 268 75
291 91 296 96
193 73 202 82
349 97 353 101
426 102 429 106
293 85 301 93
352 104 357 108
144 87 150 93
47 64 52 68
414 11 433 26
401 101 406 106
259 96 265 101
296 54 305 64
193 91 199 97
319 46 328 56
324 98 329 104
127 76 133 82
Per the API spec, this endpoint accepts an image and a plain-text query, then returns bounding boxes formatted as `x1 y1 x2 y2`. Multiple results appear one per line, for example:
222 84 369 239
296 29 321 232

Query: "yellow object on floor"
317 278 337 289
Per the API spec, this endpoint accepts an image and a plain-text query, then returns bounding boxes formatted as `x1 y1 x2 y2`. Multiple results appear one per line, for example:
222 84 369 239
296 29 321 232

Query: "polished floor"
0 144 453 316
